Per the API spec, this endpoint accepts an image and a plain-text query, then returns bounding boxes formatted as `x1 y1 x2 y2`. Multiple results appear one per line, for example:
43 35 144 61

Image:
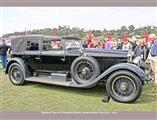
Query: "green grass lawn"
0 63 2 69
0 70 157 112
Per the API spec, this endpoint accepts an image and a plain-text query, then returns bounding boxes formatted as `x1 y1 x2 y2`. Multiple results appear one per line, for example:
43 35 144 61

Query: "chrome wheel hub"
13 72 18 77
120 83 128 91
81 67 89 75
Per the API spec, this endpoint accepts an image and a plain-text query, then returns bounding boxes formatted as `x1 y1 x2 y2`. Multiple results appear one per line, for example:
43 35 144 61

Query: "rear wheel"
106 70 142 103
8 63 25 85
71 57 100 84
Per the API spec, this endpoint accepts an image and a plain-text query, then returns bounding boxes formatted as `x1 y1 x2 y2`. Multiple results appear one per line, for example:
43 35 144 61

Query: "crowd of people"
82 37 119 49
82 34 155 61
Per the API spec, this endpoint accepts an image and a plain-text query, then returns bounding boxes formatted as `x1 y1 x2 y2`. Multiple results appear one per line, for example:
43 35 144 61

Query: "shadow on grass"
24 81 106 97
24 81 157 104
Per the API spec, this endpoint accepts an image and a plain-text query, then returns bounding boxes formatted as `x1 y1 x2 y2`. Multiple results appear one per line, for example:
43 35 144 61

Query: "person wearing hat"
148 34 157 87
0 39 9 69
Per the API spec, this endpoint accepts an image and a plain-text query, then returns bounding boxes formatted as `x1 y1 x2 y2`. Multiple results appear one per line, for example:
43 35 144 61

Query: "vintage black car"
6 35 147 103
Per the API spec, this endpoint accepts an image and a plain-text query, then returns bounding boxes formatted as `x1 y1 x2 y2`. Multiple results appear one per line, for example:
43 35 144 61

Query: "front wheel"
106 70 142 103
8 63 25 85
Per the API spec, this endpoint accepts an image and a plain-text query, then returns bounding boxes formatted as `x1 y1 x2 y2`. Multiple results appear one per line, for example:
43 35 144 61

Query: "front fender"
99 63 145 81
5 57 31 78
70 63 145 88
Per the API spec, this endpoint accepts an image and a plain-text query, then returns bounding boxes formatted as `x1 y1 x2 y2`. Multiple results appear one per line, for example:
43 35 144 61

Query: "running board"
25 76 72 86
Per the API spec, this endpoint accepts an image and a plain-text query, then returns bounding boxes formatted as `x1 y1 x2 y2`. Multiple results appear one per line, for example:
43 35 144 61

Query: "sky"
0 7 157 36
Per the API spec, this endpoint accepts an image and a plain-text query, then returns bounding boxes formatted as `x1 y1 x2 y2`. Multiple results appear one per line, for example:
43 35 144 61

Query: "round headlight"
132 56 141 65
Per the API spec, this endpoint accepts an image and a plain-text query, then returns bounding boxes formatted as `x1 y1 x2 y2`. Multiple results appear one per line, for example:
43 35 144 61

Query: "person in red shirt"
87 41 94 48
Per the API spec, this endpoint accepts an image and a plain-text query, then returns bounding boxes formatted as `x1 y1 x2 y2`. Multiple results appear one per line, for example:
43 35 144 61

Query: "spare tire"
71 56 100 84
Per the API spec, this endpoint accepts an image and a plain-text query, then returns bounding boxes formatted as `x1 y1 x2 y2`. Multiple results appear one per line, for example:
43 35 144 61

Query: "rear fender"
5 58 31 78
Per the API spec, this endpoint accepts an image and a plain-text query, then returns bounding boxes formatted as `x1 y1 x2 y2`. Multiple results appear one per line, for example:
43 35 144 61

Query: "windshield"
65 39 81 49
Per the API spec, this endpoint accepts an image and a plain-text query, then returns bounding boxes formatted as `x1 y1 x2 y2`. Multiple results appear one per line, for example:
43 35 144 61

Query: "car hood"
85 48 128 58
67 48 128 58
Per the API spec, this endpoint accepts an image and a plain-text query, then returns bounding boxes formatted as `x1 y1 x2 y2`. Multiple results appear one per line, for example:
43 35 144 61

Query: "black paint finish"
11 35 128 73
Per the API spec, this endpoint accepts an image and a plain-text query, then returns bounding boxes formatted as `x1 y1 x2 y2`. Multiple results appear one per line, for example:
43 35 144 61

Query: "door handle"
60 58 65 62
35 57 40 60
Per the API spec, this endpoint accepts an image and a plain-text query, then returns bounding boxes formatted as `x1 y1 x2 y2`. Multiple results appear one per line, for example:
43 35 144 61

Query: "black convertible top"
10 35 80 42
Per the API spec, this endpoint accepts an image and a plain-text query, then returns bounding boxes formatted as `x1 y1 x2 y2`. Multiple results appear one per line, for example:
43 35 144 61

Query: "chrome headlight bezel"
127 50 133 63
132 56 141 65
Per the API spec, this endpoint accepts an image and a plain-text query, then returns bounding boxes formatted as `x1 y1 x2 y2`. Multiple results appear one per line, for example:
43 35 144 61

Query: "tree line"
2 25 157 41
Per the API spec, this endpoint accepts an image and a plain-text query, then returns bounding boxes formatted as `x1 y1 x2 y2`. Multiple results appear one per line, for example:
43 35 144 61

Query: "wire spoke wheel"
11 67 22 82
112 76 136 98
8 63 25 85
106 70 142 103
75 60 94 81
71 57 100 84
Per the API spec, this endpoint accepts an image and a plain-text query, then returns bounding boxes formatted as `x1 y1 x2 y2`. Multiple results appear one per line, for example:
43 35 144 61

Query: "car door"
40 37 68 72
23 36 42 71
